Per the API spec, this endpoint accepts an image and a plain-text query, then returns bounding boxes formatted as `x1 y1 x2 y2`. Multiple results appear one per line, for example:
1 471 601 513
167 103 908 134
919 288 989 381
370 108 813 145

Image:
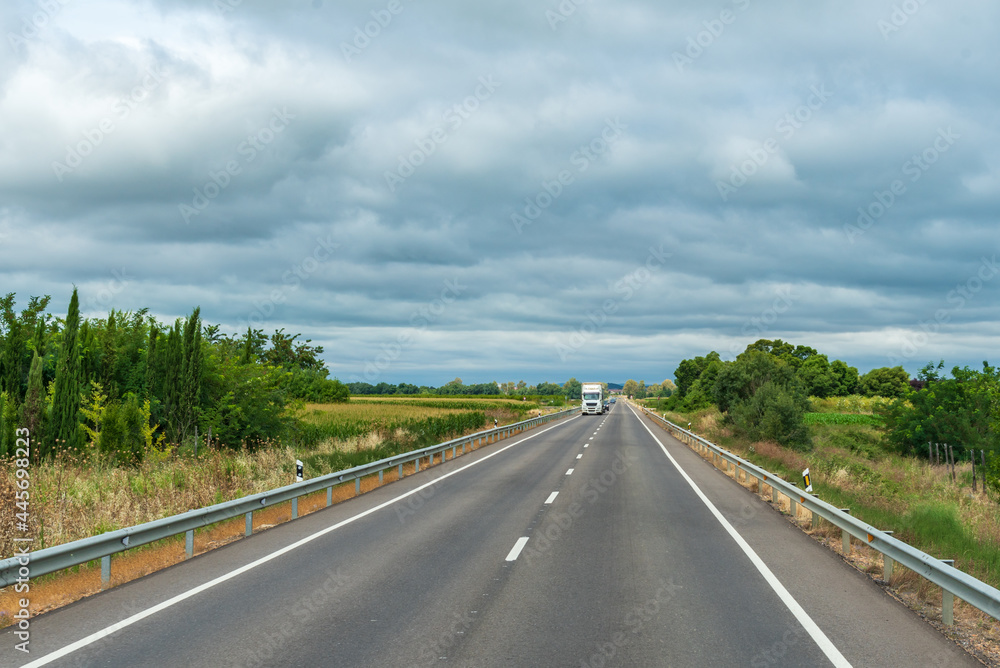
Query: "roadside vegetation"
635 339 1000 593
0 395 551 556
0 290 588 563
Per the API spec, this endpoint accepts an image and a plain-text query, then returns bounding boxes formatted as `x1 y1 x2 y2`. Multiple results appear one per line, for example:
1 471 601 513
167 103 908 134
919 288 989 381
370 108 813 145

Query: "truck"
581 382 604 415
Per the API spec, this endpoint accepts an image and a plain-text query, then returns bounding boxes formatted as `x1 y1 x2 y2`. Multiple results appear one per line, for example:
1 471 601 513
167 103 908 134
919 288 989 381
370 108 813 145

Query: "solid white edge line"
505 537 530 562
625 404 852 668
544 492 559 504
23 414 582 668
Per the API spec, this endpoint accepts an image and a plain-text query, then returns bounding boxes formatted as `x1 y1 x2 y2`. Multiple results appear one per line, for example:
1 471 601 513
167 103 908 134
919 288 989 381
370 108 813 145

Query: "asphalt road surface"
2 402 981 667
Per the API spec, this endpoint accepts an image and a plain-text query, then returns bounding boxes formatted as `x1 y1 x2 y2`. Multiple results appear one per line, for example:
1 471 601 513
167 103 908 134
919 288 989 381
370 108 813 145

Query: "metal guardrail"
0 407 580 588
638 406 1000 625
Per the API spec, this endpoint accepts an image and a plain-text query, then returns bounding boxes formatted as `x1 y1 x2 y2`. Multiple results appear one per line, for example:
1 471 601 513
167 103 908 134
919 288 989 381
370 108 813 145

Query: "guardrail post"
327 486 333 507
840 509 851 555
356 477 361 495
942 559 955 625
399 462 404 478
770 480 777 505
789 495 798 521
882 531 894 581
292 497 298 519
452 445 456 459
186 529 194 559
379 469 384 484
101 555 111 589
245 511 253 537
415 457 420 473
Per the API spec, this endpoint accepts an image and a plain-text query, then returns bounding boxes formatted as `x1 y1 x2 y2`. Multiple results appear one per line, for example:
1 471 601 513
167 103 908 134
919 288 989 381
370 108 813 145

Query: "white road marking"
626 404 853 668
566 468 574 475
544 492 559 504
576 454 583 459
22 415 582 668
506 537 530 561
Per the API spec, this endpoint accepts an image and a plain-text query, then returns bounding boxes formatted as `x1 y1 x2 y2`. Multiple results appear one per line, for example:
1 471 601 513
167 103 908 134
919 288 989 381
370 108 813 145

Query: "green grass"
804 412 884 426
659 405 1000 589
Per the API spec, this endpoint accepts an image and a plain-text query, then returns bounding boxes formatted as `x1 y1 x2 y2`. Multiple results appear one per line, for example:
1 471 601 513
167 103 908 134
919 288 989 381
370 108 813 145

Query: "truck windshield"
583 393 600 400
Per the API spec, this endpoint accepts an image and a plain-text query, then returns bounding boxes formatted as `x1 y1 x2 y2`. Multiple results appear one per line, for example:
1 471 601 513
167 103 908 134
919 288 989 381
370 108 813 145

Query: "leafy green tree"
730 380 812 448
563 377 582 398
797 354 838 398
97 399 134 464
1 293 51 401
52 288 83 453
713 350 811 449
829 359 861 396
673 351 721 398
262 328 324 371
201 353 292 449
861 366 910 398
881 363 996 456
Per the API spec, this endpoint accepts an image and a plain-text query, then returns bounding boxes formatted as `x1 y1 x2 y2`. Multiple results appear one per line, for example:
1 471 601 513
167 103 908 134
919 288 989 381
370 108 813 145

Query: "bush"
731 381 812 450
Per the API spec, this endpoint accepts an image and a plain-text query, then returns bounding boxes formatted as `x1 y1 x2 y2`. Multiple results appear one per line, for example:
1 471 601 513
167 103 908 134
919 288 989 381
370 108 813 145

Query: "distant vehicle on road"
581 382 603 415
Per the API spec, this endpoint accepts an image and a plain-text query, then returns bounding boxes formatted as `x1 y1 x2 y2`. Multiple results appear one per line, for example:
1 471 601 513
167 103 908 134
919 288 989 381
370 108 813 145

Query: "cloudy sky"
1 0 998 387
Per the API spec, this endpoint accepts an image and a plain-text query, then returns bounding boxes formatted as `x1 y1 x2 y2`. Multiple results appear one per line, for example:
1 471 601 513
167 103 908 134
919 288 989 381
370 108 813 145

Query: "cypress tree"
178 307 202 442
20 351 47 460
145 325 159 400
162 320 182 441
52 288 83 453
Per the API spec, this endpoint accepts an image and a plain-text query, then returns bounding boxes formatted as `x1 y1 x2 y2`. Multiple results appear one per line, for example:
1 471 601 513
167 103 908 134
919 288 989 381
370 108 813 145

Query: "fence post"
840 509 851 555
941 559 956 625
882 531 894 581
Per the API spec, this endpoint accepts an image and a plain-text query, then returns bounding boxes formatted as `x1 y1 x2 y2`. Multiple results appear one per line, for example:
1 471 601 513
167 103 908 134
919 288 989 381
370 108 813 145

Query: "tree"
1 293 51 401
829 359 861 396
262 328 325 371
861 366 910 398
563 377 582 399
622 379 639 397
713 350 811 449
177 307 203 442
0 391 16 457
52 288 83 453
19 352 47 459
882 363 997 456
797 354 838 398
673 352 721 398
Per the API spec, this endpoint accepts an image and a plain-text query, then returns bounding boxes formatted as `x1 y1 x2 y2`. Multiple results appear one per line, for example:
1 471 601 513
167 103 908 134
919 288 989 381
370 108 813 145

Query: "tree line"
0 289 348 463
348 378 589 398
661 339 913 451
659 339 1000 486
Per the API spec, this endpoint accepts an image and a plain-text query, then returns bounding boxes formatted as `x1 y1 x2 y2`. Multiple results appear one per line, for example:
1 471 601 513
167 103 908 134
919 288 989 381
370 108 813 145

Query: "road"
2 402 980 667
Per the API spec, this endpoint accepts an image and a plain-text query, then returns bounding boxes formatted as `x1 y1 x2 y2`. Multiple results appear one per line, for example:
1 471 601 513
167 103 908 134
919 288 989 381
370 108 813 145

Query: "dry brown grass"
0 425 518 627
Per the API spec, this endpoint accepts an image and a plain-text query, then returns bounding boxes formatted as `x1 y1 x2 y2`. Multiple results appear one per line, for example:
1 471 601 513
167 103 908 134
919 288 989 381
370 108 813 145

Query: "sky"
1 0 998 387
